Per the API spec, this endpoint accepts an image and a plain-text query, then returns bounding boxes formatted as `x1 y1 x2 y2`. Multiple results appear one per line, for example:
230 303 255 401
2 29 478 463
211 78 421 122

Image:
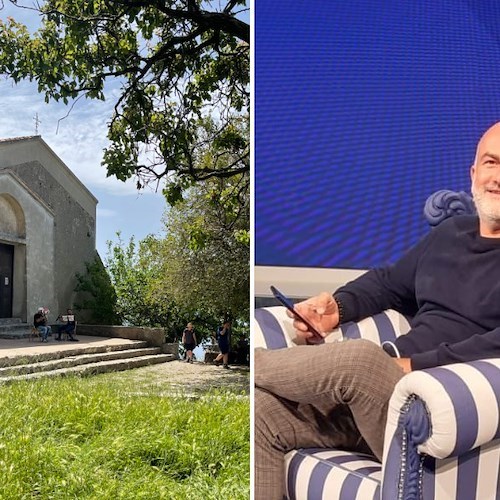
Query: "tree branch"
111 0 250 43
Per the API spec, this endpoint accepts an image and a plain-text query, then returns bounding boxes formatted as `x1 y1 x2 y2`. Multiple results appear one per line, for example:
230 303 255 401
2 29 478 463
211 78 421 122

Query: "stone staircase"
0 320 175 382
0 318 32 339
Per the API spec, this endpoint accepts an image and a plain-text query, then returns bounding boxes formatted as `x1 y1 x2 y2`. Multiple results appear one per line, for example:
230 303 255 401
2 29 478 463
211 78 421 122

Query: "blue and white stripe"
254 306 410 350
382 358 500 500
340 309 410 344
285 449 381 500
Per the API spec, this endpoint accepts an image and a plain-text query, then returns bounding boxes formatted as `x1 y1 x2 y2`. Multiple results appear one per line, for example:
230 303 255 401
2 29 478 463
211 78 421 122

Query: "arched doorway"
0 194 26 319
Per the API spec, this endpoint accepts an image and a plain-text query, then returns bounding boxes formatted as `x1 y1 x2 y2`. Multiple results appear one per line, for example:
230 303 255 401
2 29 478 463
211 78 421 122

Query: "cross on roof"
33 113 41 135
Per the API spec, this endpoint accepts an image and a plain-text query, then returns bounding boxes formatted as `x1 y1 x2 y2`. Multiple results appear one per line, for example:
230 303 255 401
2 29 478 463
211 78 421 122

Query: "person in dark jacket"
255 121 500 500
182 322 197 363
34 307 51 342
56 309 79 342
214 320 231 369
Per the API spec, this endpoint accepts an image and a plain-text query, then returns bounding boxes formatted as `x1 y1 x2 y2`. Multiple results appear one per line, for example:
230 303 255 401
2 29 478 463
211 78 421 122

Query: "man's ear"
470 164 476 183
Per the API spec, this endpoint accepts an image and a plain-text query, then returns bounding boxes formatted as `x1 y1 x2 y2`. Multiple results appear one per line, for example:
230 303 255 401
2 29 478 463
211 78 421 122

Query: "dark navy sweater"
334 215 500 369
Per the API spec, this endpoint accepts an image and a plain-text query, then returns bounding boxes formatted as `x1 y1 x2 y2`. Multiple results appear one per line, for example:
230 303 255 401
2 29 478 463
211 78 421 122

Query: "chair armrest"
386 358 500 458
254 306 410 349
254 306 315 349
382 359 500 499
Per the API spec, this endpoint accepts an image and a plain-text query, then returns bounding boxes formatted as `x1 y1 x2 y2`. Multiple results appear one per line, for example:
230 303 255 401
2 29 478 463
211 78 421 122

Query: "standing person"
33 307 52 342
255 121 500 500
214 320 231 369
182 322 197 363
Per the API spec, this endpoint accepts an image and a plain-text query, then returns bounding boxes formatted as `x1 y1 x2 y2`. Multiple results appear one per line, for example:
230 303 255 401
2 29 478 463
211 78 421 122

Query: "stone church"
0 136 98 323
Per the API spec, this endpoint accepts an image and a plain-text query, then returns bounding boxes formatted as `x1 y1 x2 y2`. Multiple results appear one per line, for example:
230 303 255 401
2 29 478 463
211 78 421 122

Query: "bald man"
255 122 500 500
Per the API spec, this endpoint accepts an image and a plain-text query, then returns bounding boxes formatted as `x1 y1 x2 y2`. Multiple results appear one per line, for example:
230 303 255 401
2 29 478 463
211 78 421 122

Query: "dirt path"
107 359 250 397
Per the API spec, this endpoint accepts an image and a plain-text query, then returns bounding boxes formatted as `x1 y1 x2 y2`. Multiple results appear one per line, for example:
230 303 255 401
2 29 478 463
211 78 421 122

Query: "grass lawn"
0 370 249 499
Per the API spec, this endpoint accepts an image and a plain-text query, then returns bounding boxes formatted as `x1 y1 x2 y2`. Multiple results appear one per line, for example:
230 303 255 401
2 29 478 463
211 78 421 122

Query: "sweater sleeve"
334 229 436 322
410 327 500 370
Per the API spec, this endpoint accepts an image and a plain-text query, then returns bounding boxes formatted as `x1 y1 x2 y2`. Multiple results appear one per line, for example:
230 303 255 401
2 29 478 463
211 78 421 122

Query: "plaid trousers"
254 339 405 500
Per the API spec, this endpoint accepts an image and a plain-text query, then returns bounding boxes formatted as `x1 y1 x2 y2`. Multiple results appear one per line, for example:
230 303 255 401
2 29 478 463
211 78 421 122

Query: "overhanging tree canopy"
0 0 249 202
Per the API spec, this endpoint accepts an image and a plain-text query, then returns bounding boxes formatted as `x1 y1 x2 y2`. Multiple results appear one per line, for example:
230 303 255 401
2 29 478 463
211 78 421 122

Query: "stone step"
0 318 22 326
0 324 32 338
0 340 151 368
0 353 174 384
0 347 164 376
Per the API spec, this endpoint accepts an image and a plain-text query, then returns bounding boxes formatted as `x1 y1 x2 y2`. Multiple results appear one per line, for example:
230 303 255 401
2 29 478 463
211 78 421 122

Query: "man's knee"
334 338 390 366
332 339 403 398
254 347 290 386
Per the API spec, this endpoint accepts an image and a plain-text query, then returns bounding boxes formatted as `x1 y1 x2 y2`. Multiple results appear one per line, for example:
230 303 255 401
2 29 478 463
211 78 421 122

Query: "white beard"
472 183 500 223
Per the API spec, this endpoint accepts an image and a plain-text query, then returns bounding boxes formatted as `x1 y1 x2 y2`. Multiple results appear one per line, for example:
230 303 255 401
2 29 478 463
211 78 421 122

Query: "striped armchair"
254 306 500 500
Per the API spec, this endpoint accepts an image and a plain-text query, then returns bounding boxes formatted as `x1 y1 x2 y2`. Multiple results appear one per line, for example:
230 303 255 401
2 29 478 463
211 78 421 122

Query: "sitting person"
34 307 51 342
255 121 500 499
56 309 79 342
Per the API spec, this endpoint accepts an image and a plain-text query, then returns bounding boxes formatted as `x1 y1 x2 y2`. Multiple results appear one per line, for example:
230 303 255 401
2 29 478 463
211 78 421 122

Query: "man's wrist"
394 357 412 374
333 295 345 323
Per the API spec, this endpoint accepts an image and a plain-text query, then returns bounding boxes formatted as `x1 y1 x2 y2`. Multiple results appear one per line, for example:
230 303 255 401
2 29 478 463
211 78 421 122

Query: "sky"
0 2 169 258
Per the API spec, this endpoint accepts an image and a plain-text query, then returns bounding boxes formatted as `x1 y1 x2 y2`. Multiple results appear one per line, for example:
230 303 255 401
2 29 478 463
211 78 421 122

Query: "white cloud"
96 208 117 218
0 78 153 197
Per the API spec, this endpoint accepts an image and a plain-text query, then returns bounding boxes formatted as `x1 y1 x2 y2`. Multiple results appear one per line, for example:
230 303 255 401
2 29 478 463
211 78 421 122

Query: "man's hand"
394 358 412 373
286 292 340 341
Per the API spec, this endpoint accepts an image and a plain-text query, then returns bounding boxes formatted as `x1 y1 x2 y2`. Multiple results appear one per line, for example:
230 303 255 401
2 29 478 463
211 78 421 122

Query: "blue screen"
255 0 500 269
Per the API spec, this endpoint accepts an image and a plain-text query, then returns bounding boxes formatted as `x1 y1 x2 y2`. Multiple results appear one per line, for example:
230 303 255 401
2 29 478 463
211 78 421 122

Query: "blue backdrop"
255 0 500 269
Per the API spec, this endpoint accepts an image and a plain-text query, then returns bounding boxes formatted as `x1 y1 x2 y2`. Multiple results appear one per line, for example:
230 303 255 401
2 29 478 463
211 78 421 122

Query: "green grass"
0 374 249 499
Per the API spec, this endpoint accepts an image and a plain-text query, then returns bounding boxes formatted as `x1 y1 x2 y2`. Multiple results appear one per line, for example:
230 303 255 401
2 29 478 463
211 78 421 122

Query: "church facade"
0 136 98 322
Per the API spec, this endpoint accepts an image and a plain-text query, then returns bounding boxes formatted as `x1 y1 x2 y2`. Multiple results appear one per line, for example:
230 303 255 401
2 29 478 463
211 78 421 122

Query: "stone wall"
8 162 96 317
76 324 179 358
77 324 166 346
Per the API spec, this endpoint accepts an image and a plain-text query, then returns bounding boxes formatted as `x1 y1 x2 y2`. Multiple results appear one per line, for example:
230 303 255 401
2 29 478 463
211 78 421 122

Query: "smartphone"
270 285 324 343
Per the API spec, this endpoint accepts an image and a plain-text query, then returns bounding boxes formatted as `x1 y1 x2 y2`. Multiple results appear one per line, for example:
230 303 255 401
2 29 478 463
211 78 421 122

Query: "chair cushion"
285 448 382 500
